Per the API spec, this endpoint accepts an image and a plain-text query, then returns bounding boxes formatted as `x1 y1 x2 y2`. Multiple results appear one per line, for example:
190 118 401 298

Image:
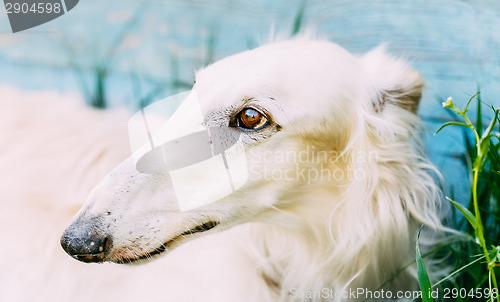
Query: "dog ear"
361 46 423 114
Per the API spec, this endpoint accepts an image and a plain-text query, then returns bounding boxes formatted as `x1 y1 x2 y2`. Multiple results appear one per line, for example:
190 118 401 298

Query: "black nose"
60 224 112 263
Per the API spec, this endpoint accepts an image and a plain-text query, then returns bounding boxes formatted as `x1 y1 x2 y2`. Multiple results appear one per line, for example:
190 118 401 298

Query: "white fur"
3 37 447 302
0 86 261 302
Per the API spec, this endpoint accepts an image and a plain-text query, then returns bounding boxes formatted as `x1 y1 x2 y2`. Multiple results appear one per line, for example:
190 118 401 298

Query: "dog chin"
109 220 220 264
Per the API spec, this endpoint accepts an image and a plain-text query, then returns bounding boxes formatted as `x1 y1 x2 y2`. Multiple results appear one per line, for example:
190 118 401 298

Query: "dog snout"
60 222 112 263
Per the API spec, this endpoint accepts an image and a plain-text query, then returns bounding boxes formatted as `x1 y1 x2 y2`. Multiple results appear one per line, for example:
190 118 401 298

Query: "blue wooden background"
1 0 499 203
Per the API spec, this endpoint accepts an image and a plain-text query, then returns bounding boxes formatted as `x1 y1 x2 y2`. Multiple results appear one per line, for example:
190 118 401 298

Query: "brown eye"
236 108 268 130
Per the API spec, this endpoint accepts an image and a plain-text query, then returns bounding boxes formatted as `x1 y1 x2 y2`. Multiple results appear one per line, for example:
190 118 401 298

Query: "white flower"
442 97 453 108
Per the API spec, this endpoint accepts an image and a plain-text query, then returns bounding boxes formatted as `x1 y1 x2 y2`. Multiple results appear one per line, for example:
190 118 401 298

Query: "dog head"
61 38 427 265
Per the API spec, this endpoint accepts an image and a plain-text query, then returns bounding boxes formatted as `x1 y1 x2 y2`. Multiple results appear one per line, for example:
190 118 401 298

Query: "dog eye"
234 108 269 130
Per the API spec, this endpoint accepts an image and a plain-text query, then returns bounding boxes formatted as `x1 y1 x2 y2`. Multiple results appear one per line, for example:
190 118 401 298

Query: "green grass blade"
290 0 306 36
416 227 435 302
481 109 499 141
433 254 486 288
446 197 477 229
476 90 482 136
464 91 481 113
435 121 470 135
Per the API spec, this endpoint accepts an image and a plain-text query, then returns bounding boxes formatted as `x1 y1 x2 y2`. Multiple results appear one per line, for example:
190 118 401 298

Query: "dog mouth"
114 220 220 264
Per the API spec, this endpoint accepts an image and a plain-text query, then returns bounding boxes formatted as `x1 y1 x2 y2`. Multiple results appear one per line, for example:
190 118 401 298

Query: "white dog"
60 37 446 301
10 37 447 302
0 86 264 302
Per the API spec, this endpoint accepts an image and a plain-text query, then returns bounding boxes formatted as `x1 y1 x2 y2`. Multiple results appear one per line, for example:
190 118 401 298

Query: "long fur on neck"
243 46 448 301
